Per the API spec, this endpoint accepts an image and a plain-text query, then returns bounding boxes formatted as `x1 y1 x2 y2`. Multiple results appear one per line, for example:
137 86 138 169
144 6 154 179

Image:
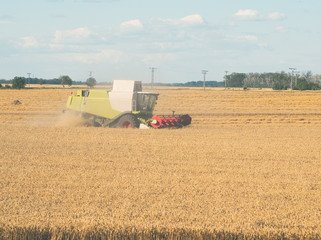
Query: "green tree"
293 75 321 90
12 77 26 89
39 79 46 85
226 73 246 87
59 75 72 87
309 82 321 90
303 70 313 81
86 77 97 88
295 77 309 90
272 72 290 90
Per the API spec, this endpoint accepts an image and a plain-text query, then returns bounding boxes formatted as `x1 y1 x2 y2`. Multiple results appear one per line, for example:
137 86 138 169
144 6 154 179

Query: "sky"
1 0 321 83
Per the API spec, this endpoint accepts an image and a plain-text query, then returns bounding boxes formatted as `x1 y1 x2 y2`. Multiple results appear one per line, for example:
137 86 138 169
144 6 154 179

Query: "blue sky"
1 0 320 83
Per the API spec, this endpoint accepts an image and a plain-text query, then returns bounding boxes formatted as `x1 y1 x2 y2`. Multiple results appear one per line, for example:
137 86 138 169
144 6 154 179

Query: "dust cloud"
55 111 86 127
27 111 86 127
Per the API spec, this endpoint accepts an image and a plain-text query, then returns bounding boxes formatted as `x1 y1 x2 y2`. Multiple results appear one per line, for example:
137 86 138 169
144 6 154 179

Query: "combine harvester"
65 80 191 129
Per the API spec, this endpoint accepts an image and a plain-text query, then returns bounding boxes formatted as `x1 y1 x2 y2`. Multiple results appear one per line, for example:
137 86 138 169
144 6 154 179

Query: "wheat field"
0 87 321 239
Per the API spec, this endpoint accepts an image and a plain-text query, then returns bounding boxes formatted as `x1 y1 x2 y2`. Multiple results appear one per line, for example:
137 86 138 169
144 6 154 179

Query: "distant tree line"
0 77 85 86
224 71 321 90
0 77 28 89
153 71 321 90
1 71 321 90
170 81 224 87
0 75 98 89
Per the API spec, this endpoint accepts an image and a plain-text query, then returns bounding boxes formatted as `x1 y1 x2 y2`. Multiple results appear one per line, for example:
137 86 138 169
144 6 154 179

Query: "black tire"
117 114 140 128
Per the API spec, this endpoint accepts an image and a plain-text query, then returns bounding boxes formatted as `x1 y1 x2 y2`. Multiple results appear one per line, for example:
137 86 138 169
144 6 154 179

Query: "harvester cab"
65 80 191 128
108 80 158 118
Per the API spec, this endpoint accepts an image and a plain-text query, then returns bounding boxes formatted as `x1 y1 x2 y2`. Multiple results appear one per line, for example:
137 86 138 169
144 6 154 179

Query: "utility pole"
289 67 296 90
224 70 229 89
150 67 156 89
294 70 300 87
202 70 208 91
27 73 31 88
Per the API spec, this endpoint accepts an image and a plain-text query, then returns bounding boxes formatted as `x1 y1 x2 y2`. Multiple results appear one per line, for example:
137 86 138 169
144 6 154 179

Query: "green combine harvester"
65 80 192 128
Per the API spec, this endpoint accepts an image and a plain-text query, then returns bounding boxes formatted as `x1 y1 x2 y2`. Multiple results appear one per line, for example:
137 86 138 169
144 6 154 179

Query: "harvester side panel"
83 90 121 119
66 96 82 112
66 90 121 120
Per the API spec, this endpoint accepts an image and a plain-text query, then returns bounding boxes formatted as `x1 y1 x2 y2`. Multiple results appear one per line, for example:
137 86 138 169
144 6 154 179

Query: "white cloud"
258 42 268 48
142 52 177 66
179 14 204 25
54 27 92 43
17 36 39 48
155 14 205 27
234 9 259 20
236 35 258 42
119 19 143 30
73 0 119 2
0 20 12 24
275 26 286 32
234 9 286 21
266 12 286 21
56 49 127 64
0 14 13 24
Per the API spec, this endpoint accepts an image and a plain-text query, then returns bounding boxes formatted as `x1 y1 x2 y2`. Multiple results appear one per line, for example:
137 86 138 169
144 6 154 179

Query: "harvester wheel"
117 115 140 128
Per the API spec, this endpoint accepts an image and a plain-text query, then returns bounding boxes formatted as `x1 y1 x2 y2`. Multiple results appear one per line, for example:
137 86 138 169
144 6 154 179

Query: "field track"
0 87 321 239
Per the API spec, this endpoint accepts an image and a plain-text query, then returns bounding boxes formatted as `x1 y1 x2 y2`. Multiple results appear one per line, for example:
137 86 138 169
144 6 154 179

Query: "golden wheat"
0 87 321 239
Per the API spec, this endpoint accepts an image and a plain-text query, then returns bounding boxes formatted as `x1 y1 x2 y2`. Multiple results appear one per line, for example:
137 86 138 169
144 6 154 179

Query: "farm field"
0 87 321 239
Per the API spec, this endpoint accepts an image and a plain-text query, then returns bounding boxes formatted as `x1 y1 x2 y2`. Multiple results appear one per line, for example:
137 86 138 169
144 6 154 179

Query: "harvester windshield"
137 93 158 113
